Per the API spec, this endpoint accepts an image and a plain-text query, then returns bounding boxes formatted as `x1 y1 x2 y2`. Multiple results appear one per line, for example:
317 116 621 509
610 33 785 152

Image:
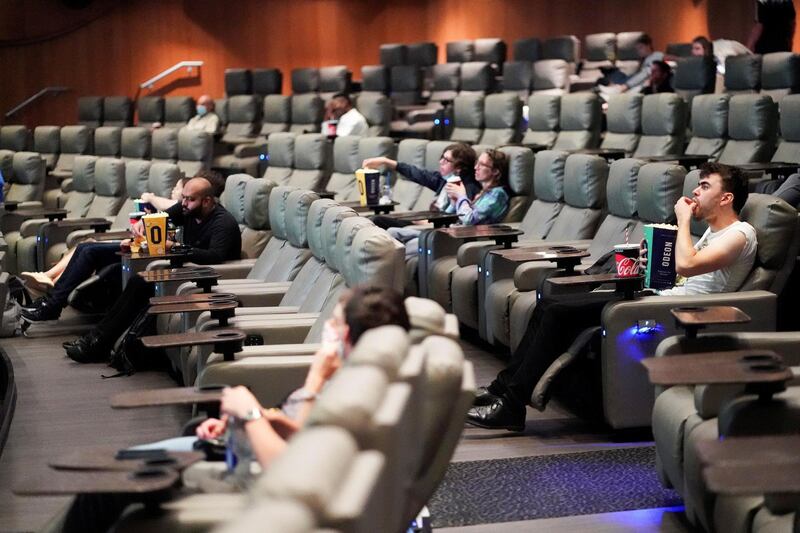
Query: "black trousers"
489 291 623 409
94 275 154 347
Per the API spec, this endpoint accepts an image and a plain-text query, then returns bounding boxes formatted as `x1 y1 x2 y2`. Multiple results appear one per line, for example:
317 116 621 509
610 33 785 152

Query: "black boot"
473 386 502 407
65 331 109 364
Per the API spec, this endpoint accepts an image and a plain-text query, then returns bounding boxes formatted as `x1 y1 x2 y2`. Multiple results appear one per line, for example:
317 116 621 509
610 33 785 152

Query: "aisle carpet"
428 445 681 528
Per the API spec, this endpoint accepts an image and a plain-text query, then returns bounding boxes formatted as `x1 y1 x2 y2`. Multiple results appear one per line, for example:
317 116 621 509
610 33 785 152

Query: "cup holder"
145 457 177 467
748 362 783 372
131 467 168 479
740 354 777 363
197 384 225 391
673 306 708 313
215 332 241 339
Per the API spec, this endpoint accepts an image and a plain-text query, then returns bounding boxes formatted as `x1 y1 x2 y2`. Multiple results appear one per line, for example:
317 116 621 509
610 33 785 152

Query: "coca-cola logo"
616 256 639 277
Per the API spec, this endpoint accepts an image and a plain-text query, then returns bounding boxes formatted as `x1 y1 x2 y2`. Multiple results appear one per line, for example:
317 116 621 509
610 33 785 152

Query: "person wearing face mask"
186 94 221 135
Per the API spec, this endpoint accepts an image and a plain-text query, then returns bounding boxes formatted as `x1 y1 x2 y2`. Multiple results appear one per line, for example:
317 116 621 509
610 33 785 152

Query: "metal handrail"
5 86 70 118
140 60 203 90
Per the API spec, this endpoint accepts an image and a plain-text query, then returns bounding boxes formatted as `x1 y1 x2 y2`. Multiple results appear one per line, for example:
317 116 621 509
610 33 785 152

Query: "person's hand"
674 196 695 224
639 239 648 270
141 192 155 203
165 240 175 252
304 343 342 393
131 220 144 237
361 157 387 170
120 239 131 252
445 181 467 201
220 386 262 420
196 416 227 440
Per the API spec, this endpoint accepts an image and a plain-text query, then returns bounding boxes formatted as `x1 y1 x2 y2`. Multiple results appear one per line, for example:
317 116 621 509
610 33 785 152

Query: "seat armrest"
19 218 49 238
233 142 268 158
208 260 259 279
513 261 559 291
456 241 501 267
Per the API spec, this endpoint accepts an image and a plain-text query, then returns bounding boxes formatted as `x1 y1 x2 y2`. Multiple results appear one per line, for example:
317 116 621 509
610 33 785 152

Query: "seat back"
390 65 423 106
360 65 390 95
501 61 533 99
219 174 249 228
636 163 686 228
686 94 730 158
760 52 800 103
772 94 800 163
260 95 292 136
6 152 45 203
223 68 251 96
518 149 568 239
581 33 615 81
513 37 541 62
674 56 717 103
93 126 122 157
33 126 60 169
326 136 361 200
146 162 180 199
553 93 601 149
498 145 534 221
546 154 607 240
245 185 296 280
321 205 360 270
522 94 560 147
724 54 762 94
380 43 407 67
264 132 294 184
289 133 328 191
450 94 484 144
601 94 643 152
177 127 212 176
289 93 324 134
342 225 405 291
542 35 580 68
54 125 92 174
221 95 259 142
532 59 570 95
718 94 778 164
102 96 132 127
291 67 320 94
265 189 317 280
62 155 96 216
240 177 274 259
86 158 125 218
408 42 438 67
479 93 521 146
137 96 165 128
77 96 103 127
0 125 29 151
459 62 494 95
150 127 178 164
252 67 283 96
633 94 688 158
328 136 395 201
429 63 461 103
615 31 646 75
356 93 391 136
114 160 151 228
120 127 151 161
446 40 474 63
474 38 507 70
163 96 195 129
319 65 351 101
393 139 428 211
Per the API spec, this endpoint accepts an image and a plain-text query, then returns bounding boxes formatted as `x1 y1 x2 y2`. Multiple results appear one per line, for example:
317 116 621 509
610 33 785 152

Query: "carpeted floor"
429 445 682 528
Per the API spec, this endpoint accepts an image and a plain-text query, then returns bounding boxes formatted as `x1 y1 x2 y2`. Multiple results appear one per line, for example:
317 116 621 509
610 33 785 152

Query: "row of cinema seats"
79 95 196 130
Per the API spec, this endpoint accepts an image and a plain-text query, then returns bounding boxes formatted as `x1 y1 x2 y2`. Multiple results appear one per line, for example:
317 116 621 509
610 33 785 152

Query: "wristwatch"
241 407 263 423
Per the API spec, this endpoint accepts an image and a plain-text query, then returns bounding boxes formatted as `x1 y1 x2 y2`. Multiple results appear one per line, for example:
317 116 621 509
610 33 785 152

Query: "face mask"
196 105 207 116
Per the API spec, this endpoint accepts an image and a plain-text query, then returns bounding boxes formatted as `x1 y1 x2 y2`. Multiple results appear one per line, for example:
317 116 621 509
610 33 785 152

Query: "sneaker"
20 299 61 322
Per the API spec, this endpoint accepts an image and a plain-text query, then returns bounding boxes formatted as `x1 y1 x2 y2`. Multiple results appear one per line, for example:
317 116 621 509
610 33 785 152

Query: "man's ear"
720 191 734 208
341 324 352 349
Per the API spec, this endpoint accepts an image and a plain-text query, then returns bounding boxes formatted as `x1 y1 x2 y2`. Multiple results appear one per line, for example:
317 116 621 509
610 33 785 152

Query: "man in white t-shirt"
322 93 368 137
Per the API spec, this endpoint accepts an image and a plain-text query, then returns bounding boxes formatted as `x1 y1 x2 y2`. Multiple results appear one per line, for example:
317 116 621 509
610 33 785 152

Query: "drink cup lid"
143 212 169 219
129 211 145 218
614 244 640 251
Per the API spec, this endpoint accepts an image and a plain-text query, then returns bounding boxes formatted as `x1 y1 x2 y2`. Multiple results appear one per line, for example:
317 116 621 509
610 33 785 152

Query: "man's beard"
182 205 203 218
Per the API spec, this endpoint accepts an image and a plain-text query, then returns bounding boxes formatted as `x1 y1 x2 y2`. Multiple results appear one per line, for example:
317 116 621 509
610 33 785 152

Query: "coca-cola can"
614 244 640 278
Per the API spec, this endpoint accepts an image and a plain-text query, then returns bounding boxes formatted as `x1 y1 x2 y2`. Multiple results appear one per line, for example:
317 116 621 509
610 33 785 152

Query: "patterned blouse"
455 187 510 225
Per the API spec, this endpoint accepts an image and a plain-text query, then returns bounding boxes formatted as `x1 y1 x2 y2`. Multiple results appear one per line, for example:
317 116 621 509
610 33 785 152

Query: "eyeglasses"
440 155 455 164
476 161 494 169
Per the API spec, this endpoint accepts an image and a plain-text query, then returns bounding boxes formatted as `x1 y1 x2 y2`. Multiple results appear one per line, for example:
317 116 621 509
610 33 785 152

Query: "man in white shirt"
186 94 221 135
322 93 368 137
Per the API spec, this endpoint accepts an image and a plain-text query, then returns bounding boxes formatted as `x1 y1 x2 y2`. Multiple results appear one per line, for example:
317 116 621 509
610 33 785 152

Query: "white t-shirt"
660 221 758 295
335 108 368 137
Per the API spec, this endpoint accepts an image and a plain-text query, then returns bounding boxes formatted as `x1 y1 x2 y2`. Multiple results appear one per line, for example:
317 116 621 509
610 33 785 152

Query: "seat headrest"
533 59 569 91
636 163 685 223
137 96 164 124
691 94 730 138
147 162 180 198
333 135 361 173
356 93 391 127
60 125 91 154
321 205 359 267
616 32 645 61
291 67 320 93
70 155 97 192
164 96 195 122
358 136 394 161
103 96 132 124
381 43 408 66
285 189 319 247
244 178 275 230
563 154 608 209
332 216 375 274
224 68 252 95
606 94 643 134
740 193 799 270
641 93 687 135
361 65 390 92
532 150 568 202
408 41 438 66
343 225 404 290
585 32 616 61
151 128 178 160
267 132 295 167
779 95 800 142
460 62 493 92
0 125 28 151
390 65 422 91
252 67 283 96
674 56 716 92
290 94 323 124
404 297 447 343
397 138 428 167
124 160 151 199
267 186 296 240
425 141 454 172
728 94 778 141
474 38 507 64
682 170 709 237
485 93 520 129
513 37 542 62
453 94 484 128
177 127 211 161
93 126 122 157
78 96 103 124
543 35 579 62
559 93 601 131
761 52 800 91
120 127 150 159
606 158 644 217
220 174 251 224
263 95 291 123
446 40 474 62
502 61 532 91
11 152 45 185
307 199 338 259
319 65 350 93
34 126 60 153
725 54 762 91
347 326 411 380
527 93 561 131
499 145 534 195
294 133 326 171
432 63 461 91
226 95 259 123
94 158 125 196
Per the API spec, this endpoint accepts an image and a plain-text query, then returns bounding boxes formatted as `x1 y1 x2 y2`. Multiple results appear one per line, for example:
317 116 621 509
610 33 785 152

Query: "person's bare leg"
46 246 76 282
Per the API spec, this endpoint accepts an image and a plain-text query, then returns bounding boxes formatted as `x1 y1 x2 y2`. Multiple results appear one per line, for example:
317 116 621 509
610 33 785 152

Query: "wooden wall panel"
0 0 795 128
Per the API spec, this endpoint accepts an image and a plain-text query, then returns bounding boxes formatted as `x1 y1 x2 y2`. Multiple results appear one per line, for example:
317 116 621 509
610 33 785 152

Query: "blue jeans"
48 242 121 309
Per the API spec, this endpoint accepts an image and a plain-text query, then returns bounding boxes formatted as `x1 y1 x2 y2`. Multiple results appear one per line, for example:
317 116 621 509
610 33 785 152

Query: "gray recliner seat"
542 35 581 74
150 127 179 165
49 125 92 180
334 136 395 201
259 95 292 137
137 96 165 129
577 33 615 84
219 95 260 146
724 54 762 94
684 94 730 159
163 97 195 130
93 126 122 158
428 63 460 103
673 56 717 106
760 52 800 104
717 94 778 165
325 136 361 200
478 93 520 146
532 59 570 95
120 127 151 162
319 65 351 101
360 65 390 97
389 139 428 212
77 96 103 127
177 127 212 176
633 94 688 158
513 37 541 62
0 125 31 181
459 62 494 96
552 93 601 150
252 67 283 96
355 93 391 137
449 94 484 144
522 94 560 148
102 96 133 127
2 153 49 273
600 94 643 153
33 126 60 171
263 132 295 185
288 134 328 191
771 94 800 163
291 67 320 94
390 65 424 106
614 31 647 75
501 61 533 99
289 94 324 134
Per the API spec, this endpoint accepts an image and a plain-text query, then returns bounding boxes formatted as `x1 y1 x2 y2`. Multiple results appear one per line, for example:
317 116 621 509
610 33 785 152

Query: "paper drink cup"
614 244 640 278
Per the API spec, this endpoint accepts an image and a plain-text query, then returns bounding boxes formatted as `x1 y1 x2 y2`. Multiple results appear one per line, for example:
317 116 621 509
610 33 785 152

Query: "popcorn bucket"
142 213 169 256
614 244 640 278
355 168 381 206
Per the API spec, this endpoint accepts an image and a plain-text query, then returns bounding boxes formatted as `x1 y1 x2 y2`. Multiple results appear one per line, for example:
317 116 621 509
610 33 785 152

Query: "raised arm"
674 197 747 277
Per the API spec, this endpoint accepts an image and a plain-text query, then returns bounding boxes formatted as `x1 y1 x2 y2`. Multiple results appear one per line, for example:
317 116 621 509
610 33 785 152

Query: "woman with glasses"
447 148 510 225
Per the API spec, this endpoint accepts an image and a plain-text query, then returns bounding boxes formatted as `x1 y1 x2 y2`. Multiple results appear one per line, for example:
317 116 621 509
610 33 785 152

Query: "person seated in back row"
598 33 664 94
321 93 368 137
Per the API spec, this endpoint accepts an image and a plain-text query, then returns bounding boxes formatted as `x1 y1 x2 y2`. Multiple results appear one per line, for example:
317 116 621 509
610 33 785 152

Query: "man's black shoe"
65 331 109 364
473 386 501 407
20 297 46 314
20 300 61 322
466 397 526 432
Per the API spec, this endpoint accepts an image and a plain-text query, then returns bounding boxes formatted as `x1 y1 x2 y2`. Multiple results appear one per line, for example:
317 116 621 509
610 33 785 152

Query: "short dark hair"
692 35 714 57
343 285 410 343
444 143 477 175
699 162 749 214
652 60 672 74
483 148 509 188
636 33 653 47
332 92 353 105
194 169 225 197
